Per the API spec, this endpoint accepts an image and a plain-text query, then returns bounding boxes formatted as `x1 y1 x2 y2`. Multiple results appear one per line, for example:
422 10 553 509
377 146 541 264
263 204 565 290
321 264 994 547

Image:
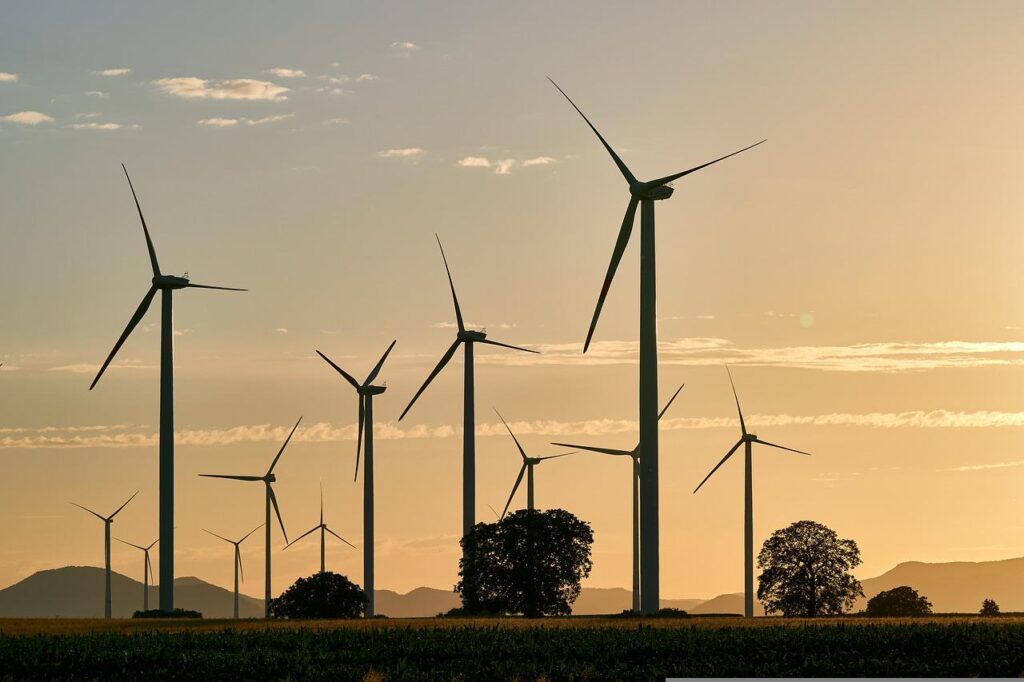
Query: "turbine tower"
399 235 536 557
90 165 245 613
552 383 683 612
549 78 763 613
286 484 357 574
494 409 576 517
70 491 138 619
317 341 395 617
199 417 300 616
693 368 811 617
203 524 262 619
115 536 158 612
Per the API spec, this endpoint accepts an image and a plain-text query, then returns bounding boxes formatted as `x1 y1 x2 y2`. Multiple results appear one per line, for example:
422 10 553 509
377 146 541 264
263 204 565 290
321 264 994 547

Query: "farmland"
1 616 1023 679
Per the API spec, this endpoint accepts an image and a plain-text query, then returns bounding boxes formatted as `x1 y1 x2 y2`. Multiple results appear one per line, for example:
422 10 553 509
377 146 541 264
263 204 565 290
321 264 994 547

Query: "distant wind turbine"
286 484 356 575
199 417 300 616
317 341 395 617
693 368 811 617
90 165 245 613
549 78 763 613
400 235 537 557
114 536 158 612
70 490 139 619
495 409 576 518
203 524 263 619
552 383 683 612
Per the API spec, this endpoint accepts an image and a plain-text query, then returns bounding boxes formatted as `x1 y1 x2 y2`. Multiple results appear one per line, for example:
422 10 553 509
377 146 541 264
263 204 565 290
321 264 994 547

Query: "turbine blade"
122 165 161 277
726 367 746 436
146 538 159 551
658 383 685 420
435 234 465 332
185 283 247 292
198 474 263 482
70 502 106 521
537 451 577 461
487 504 500 520
550 442 632 457
355 395 364 482
285 525 319 548
89 286 158 390
547 78 637 187
693 440 743 494
501 464 528 519
584 196 639 353
146 553 153 584
325 526 357 549
239 523 264 544
316 351 360 390
115 538 145 551
236 546 244 584
478 338 538 354
319 482 324 526
398 339 461 421
202 528 233 544
643 140 766 189
268 485 288 544
110 490 139 519
754 438 813 457
364 339 397 386
494 409 528 461
267 416 302 476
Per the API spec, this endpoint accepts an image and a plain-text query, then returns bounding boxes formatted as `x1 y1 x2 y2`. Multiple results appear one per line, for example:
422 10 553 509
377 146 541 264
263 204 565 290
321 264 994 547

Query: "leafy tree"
457 508 593 617
268 571 366 619
980 598 1001 616
756 520 864 617
865 586 932 616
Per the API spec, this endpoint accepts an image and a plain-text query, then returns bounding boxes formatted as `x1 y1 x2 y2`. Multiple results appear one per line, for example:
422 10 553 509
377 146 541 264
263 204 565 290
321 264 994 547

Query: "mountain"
690 592 765 616
375 587 459 617
856 557 1024 612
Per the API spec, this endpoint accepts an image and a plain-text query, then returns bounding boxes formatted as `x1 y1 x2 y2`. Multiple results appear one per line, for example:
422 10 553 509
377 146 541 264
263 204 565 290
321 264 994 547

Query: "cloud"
47 359 155 374
153 77 289 101
266 67 305 78
391 41 419 56
356 74 379 82
71 122 125 130
945 459 1024 472
84 91 108 98
74 112 100 119
1 111 54 125
433 321 516 330
0 72 18 83
94 68 131 77
197 114 293 128
458 157 491 168
319 75 350 85
457 155 556 175
274 328 289 333
378 147 424 159
521 156 556 167
198 117 239 127
494 159 517 175
477 338 1024 373
322 117 349 126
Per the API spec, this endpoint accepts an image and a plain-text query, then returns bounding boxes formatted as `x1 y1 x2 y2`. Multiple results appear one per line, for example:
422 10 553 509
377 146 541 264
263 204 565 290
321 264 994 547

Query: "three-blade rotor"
495 408 576 518
71 490 139 523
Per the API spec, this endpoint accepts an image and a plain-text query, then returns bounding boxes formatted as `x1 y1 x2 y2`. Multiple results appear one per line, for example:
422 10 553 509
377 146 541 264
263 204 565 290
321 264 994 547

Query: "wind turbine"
317 341 394 617
399 235 537 553
286 483 356 575
114 536 158 612
549 78 763 614
552 383 683 612
203 524 262 619
495 409 576 517
90 165 246 613
70 490 138 619
199 416 300 616
693 368 811 617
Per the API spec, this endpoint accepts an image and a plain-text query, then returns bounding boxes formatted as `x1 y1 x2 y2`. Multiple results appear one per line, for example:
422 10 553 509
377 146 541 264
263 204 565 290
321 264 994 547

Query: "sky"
1 0 1022 601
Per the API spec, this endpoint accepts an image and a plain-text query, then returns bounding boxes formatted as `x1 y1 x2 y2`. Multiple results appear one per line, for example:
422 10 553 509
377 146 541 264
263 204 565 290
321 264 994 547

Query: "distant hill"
856 557 1024 612
690 592 765 616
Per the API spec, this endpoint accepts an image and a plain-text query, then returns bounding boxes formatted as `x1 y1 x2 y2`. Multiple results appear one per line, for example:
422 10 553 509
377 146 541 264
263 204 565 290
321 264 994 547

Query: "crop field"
1 616 1022 679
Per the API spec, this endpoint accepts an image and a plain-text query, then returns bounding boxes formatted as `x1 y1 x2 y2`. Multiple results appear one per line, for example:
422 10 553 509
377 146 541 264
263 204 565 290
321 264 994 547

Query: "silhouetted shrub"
865 586 932 617
980 598 1001 616
268 571 365 619
132 608 202 619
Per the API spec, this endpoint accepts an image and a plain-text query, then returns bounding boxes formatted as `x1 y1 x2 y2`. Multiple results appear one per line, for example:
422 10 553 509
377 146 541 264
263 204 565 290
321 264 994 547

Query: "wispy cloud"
433 321 516 330
379 147 424 159
1 111 54 125
74 112 100 119
94 68 131 77
457 155 556 175
274 328 289 333
322 117 349 126
357 73 379 82
945 459 1024 472
47 359 155 374
197 117 239 128
197 114 293 128
0 72 18 83
71 122 136 131
391 41 419 56
84 90 108 98
266 67 305 78
153 77 289 101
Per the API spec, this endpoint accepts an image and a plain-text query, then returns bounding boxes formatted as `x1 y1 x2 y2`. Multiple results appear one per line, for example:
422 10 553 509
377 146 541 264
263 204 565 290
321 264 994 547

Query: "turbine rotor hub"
458 330 487 342
153 274 189 290
631 184 674 201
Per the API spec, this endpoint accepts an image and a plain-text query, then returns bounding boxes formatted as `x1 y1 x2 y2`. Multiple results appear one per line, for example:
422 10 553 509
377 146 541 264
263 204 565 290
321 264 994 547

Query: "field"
2 616 1023 679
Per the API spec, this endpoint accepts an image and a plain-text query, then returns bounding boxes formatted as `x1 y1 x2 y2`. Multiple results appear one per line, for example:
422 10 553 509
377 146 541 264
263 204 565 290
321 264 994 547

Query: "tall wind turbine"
693 369 811 617
317 341 394 617
553 383 683 612
70 490 138 619
549 78 763 613
495 409 576 517
399 235 537 551
90 165 245 613
203 524 262 619
199 417 300 616
115 536 158 612
286 484 356 574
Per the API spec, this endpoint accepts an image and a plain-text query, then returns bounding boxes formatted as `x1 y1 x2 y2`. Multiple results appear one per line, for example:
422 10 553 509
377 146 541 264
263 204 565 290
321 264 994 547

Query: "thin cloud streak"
153 77 289 101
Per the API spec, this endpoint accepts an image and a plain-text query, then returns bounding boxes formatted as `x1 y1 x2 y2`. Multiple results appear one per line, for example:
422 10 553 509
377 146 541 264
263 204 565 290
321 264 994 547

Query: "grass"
1 616 1022 679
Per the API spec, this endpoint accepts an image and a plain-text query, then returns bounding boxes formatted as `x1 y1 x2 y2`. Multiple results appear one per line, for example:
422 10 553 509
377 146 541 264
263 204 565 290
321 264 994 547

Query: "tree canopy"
865 586 932 617
457 508 593 617
756 520 864 617
980 598 1000 616
268 571 366 619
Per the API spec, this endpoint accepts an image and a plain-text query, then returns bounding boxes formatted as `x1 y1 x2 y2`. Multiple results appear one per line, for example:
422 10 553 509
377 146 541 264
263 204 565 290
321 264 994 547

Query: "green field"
1 616 1022 679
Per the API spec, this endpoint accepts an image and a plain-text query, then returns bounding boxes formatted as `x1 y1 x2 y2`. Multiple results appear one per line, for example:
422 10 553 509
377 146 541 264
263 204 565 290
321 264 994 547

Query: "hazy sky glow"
1 1 1022 600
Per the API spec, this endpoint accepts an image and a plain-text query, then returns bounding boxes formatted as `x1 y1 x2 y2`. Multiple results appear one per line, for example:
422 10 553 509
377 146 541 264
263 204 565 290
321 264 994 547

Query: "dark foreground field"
1 616 1021 679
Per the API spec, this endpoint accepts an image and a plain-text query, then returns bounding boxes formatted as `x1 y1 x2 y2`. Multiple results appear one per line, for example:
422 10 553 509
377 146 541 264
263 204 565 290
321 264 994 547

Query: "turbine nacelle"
631 183 674 201
458 329 487 342
153 274 190 290
264 473 276 484
360 385 387 396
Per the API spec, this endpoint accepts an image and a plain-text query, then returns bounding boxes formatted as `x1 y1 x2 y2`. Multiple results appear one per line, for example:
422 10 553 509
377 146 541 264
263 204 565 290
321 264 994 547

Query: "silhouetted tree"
457 509 593 617
757 520 863 617
268 571 366 619
980 598 1001 616
865 586 932 616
